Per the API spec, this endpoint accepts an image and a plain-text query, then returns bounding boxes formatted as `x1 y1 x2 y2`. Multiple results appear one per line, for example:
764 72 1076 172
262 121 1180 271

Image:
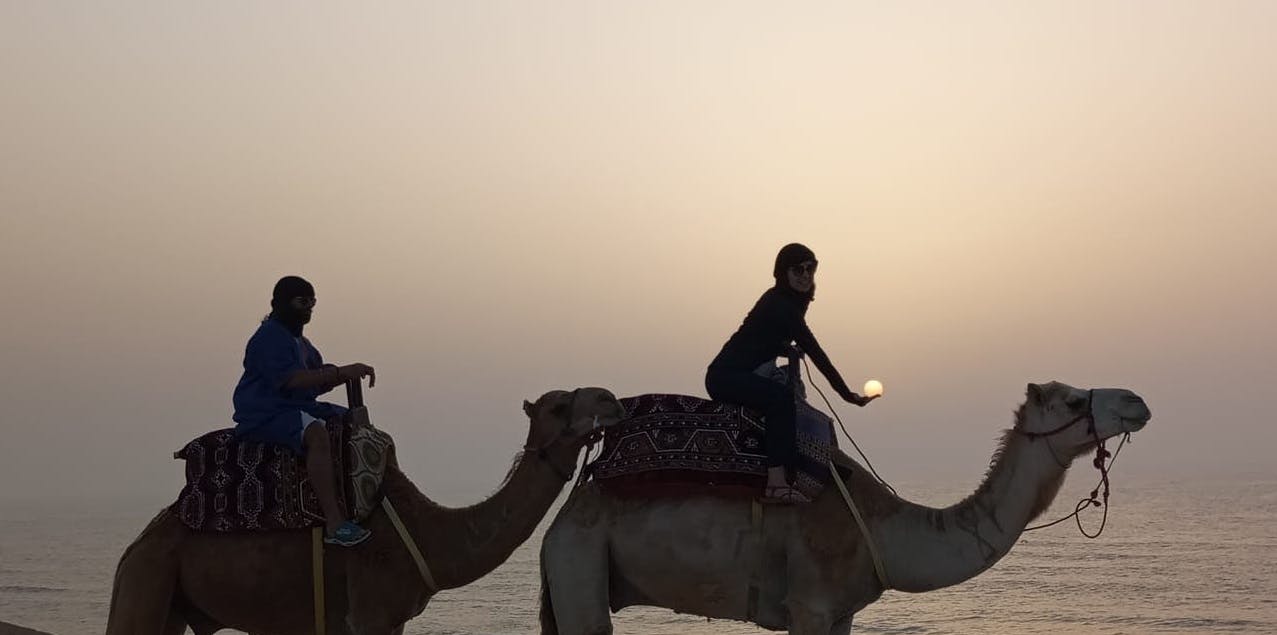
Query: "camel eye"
1065 394 1087 410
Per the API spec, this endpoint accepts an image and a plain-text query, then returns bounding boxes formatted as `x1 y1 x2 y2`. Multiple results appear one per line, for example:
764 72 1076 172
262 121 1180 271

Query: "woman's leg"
706 369 798 476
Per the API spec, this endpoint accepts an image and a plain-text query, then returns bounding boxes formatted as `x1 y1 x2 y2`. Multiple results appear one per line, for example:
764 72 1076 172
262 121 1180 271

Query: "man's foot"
324 520 371 547
760 485 811 505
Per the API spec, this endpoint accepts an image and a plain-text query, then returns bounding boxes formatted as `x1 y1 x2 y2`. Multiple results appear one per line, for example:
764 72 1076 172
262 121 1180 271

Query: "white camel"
539 381 1152 634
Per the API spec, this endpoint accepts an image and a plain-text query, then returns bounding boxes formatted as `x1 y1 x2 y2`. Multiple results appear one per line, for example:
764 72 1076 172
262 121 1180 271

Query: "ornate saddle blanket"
173 413 394 532
588 394 835 499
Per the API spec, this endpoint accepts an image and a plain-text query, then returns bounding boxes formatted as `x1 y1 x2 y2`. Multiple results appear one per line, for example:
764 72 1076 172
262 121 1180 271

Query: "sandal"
324 520 372 547
760 485 811 505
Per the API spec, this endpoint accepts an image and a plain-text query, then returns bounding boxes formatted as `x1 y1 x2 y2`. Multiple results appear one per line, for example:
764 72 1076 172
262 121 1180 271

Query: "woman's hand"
845 392 878 407
338 363 377 388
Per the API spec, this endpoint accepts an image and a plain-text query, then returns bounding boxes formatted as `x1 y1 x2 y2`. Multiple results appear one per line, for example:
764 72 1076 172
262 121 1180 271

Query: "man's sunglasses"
292 296 317 308
789 262 818 275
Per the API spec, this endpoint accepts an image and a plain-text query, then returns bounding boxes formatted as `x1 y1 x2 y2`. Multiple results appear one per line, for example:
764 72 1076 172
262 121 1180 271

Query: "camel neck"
873 432 1069 592
396 447 573 591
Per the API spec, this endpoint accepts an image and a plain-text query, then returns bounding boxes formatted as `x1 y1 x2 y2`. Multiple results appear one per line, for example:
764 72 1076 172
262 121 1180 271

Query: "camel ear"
1026 383 1044 403
523 400 534 417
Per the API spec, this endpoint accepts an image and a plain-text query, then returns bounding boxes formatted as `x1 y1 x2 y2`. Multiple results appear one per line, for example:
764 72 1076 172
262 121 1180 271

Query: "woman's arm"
793 324 852 397
793 321 874 406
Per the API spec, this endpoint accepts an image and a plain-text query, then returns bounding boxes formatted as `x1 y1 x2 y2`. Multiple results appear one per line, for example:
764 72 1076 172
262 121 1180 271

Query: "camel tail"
539 563 560 635
106 505 186 635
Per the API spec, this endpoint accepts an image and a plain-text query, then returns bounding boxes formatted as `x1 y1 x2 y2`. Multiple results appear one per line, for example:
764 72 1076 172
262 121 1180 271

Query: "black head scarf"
772 242 817 305
268 275 315 336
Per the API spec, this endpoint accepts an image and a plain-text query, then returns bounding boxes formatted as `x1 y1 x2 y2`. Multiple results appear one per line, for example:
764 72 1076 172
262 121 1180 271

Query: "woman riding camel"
706 243 876 504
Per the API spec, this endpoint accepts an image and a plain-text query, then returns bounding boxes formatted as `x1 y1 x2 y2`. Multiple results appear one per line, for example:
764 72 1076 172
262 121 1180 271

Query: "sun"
863 379 883 398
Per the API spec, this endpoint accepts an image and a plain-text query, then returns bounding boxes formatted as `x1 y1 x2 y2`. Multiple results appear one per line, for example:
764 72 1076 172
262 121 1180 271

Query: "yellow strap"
828 460 891 590
311 527 326 635
746 499 763 621
381 497 438 592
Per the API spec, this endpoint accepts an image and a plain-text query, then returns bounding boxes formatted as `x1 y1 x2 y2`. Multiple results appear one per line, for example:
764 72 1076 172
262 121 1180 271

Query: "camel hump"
587 393 834 501
172 418 394 532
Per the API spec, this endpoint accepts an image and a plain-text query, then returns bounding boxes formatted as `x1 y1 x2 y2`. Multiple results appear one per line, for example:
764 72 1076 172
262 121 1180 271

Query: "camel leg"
540 523 612 635
106 509 183 635
160 608 187 635
830 615 852 635
786 606 834 635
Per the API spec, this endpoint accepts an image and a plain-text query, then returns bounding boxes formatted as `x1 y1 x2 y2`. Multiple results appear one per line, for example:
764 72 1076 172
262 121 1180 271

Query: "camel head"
1019 381 1151 457
522 387 625 456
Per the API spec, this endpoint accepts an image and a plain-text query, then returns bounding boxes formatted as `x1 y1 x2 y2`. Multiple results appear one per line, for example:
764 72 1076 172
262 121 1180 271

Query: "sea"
2 474 1274 634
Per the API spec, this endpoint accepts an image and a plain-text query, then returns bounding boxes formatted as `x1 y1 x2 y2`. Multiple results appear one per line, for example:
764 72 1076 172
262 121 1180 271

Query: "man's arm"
283 363 376 391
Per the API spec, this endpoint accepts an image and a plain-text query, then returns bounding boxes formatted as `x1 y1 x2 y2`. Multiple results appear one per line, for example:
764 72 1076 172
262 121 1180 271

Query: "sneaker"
324 520 371 547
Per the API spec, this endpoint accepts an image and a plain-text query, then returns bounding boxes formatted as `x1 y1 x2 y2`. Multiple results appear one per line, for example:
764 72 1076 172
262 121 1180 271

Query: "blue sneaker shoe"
324 520 371 547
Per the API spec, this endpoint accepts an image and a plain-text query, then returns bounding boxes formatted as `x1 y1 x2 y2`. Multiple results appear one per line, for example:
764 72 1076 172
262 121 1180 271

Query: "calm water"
2 476 1274 634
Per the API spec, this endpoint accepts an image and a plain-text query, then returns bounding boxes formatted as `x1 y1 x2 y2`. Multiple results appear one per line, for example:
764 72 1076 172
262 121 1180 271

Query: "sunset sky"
2 2 1273 504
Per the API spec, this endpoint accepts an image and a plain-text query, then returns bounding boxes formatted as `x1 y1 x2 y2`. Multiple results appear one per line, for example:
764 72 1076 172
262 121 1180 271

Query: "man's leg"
302 421 346 536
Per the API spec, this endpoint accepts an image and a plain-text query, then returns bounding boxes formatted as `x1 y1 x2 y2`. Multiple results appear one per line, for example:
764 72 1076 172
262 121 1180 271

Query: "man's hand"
339 363 376 388
845 392 879 407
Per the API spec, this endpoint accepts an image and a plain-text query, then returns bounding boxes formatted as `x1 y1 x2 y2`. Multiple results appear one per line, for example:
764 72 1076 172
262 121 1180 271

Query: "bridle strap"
1018 390 1096 440
1017 389 1096 470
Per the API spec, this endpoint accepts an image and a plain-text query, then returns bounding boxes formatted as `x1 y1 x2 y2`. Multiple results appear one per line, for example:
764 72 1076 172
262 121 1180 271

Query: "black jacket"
708 286 854 399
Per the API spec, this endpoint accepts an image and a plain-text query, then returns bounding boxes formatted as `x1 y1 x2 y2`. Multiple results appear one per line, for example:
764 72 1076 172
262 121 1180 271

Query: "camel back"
586 394 835 499
172 415 394 532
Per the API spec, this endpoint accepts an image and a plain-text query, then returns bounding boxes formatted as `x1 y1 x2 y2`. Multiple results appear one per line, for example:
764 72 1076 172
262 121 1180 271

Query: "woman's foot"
761 484 811 505
324 520 371 547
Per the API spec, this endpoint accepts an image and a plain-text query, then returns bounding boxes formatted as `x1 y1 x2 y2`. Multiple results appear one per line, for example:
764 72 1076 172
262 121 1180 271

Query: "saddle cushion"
173 414 393 532
588 394 835 499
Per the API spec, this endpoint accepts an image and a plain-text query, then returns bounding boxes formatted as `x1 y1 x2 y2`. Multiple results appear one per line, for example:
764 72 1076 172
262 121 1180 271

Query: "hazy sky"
2 2 1274 504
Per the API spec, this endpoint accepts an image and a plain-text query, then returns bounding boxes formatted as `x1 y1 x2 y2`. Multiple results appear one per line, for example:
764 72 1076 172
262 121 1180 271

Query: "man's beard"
274 306 311 335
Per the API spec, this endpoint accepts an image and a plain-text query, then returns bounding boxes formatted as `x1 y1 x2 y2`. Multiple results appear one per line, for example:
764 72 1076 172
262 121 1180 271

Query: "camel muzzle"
1120 395 1151 433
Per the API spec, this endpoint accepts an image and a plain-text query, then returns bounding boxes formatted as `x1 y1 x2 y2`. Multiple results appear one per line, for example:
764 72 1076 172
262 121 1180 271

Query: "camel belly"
177 531 328 634
601 495 794 621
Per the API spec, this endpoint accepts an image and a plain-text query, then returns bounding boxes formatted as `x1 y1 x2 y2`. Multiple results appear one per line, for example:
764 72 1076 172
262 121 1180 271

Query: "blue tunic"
232 318 346 454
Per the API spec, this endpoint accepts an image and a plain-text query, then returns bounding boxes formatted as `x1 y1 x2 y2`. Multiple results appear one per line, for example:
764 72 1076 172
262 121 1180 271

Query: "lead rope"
801 357 898 497
1024 431 1129 537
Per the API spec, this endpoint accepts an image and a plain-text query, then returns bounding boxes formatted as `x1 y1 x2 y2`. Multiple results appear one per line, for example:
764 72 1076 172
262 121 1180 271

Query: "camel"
539 381 1152 634
106 386 626 635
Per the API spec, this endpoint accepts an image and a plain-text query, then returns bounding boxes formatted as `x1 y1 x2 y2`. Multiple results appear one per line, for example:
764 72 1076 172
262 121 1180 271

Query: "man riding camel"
231 275 375 546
